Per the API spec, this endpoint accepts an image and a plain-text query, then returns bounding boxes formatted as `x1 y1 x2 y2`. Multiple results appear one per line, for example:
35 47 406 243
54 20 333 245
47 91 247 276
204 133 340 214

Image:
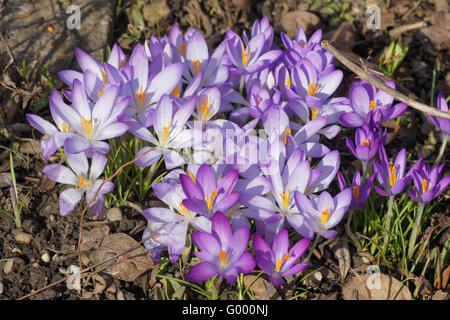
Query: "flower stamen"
388 165 397 187
198 97 212 121
362 140 370 147
135 85 148 107
219 250 230 266
61 121 71 132
242 46 251 66
280 190 291 208
282 128 291 145
77 174 91 189
422 179 430 194
307 80 320 96
370 100 377 110
206 190 218 210
162 123 171 142
179 44 187 59
321 209 330 225
275 252 290 273
80 116 93 136
192 60 201 75
178 202 189 216
311 107 319 120
353 186 360 201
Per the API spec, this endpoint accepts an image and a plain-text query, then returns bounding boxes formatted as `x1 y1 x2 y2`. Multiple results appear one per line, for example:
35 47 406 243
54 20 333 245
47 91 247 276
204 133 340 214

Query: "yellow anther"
61 121 71 132
162 123 171 142
81 116 93 136
275 252 290 273
362 140 370 147
307 80 320 96
206 190 218 210
135 85 148 107
120 60 124 69
370 100 377 110
285 75 291 89
173 85 180 97
178 202 189 216
280 190 291 208
198 97 212 121
353 186 360 201
311 107 319 120
242 46 251 66
282 128 291 145
192 60 201 75
422 179 430 194
321 209 330 225
77 174 91 189
219 250 230 266
388 166 397 187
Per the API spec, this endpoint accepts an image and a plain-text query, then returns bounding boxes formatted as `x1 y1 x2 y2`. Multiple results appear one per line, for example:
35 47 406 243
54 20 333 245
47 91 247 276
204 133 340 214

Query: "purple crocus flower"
426 92 450 135
185 211 255 284
407 158 450 204
373 146 411 196
294 189 352 239
225 29 282 76
141 171 211 263
119 94 196 170
42 151 113 217
345 121 382 169
253 229 310 287
180 164 240 218
339 80 407 128
48 80 130 156
337 170 375 211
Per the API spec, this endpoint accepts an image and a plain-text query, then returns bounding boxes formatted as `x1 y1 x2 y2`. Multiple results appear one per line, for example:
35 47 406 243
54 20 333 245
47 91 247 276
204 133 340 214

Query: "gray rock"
106 207 123 222
0 0 117 86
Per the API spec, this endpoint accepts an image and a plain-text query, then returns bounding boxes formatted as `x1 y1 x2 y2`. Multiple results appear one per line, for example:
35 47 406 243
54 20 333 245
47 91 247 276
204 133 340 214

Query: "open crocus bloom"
294 189 352 239
42 151 113 217
339 80 407 128
373 146 411 196
180 164 240 218
51 80 130 157
253 229 310 286
120 94 197 170
345 122 381 164
185 212 255 284
407 158 450 204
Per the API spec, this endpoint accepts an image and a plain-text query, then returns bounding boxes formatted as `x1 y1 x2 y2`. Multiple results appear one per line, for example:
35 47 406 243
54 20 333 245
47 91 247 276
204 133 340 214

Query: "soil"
0 0 449 300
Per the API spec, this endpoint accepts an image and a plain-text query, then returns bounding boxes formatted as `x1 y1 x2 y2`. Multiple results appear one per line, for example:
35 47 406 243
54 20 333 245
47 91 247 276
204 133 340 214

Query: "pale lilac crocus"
337 170 375 211
185 211 255 284
141 172 211 263
294 188 353 240
42 151 113 217
180 164 240 218
51 80 130 156
253 229 310 287
339 80 407 128
119 94 196 170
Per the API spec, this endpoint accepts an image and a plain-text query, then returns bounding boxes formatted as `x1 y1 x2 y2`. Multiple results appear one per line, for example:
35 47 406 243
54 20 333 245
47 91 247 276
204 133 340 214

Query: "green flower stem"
382 195 395 250
434 133 448 167
408 202 426 258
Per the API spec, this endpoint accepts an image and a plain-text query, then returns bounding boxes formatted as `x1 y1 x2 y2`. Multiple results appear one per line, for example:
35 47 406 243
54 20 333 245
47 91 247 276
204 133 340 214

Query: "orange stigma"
311 107 319 120
219 250 230 266
275 252 290 272
369 100 377 110
321 209 330 225
242 46 251 66
192 60 201 75
388 166 397 187
353 186 360 201
362 140 370 147
81 117 93 136
206 190 218 210
282 128 291 144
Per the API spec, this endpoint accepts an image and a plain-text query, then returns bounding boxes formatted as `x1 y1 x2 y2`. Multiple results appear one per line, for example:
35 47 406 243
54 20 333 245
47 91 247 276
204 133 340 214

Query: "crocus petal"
185 262 218 282
168 222 189 263
95 122 129 140
59 187 84 216
212 212 232 249
135 147 161 168
272 229 290 259
339 112 364 128
64 137 91 154
26 114 58 136
43 164 78 185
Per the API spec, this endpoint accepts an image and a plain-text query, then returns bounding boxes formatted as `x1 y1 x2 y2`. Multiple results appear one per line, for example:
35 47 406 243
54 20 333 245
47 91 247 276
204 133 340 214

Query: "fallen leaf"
332 239 351 281
442 265 450 289
80 225 110 253
243 274 278 300
342 273 412 300
89 233 154 282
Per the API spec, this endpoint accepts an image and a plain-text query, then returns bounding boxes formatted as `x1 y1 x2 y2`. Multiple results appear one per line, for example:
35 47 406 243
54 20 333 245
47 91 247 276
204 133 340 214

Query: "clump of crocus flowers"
27 16 449 294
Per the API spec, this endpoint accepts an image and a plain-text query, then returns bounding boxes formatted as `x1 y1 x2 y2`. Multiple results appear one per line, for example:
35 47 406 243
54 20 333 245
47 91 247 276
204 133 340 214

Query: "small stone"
280 10 320 37
432 290 448 300
0 281 3 295
313 271 323 282
361 256 371 264
14 232 33 244
3 259 14 274
106 208 123 222
81 254 90 266
41 252 51 263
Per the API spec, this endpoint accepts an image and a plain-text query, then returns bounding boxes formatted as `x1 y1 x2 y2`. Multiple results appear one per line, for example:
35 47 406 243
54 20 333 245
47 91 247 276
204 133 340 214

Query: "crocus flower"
119 94 196 170
294 188 352 239
185 211 255 284
407 158 450 204
345 121 382 170
426 92 450 135
373 146 411 196
337 170 375 211
141 171 211 263
50 80 130 156
339 80 407 128
42 151 113 217
225 29 282 76
180 164 240 218
253 229 310 286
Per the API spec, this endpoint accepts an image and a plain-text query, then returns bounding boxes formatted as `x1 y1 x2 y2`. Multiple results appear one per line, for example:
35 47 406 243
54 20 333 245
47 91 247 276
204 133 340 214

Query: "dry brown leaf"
342 273 412 300
89 233 154 282
280 11 320 38
333 240 351 281
80 225 110 252
243 274 278 300
442 265 450 289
